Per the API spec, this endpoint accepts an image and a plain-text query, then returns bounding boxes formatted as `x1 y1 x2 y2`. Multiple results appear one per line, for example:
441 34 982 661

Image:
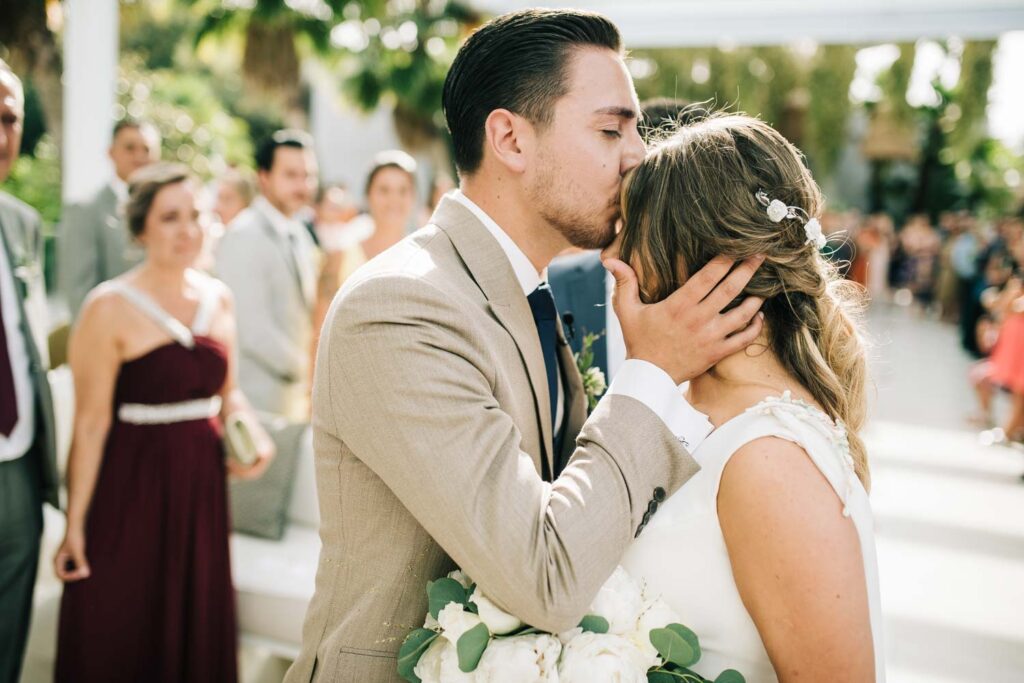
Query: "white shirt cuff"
606 359 713 452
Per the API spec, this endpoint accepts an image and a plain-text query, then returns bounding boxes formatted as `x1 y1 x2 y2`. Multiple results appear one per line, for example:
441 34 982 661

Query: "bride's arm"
718 436 875 682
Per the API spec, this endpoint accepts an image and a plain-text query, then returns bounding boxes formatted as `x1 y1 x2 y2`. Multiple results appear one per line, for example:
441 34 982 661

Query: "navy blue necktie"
527 284 559 434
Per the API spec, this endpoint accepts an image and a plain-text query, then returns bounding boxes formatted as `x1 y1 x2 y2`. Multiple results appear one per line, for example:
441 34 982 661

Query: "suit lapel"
255 210 312 308
431 197 555 479
557 319 587 469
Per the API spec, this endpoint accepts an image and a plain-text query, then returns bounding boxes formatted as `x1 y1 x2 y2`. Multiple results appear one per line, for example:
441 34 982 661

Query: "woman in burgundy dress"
53 162 274 682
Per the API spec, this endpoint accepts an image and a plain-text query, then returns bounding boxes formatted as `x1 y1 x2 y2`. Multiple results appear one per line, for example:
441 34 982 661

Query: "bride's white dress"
621 392 885 682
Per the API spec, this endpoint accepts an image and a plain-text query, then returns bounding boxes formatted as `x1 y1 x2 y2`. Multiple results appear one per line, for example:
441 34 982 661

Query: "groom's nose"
620 126 646 175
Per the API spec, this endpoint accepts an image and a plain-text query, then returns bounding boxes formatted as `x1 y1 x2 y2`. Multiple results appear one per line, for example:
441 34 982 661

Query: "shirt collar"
110 177 128 203
450 189 543 297
253 195 301 238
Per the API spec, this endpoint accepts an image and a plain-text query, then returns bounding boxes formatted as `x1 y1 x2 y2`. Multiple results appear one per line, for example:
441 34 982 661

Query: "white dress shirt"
111 176 129 204
451 190 713 453
0 235 36 461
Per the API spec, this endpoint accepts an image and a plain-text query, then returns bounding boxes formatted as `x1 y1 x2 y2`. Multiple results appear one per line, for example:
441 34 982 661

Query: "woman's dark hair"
125 162 192 237
442 9 621 174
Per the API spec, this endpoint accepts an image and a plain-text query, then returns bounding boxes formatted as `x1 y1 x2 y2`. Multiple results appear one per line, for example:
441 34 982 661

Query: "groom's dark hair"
443 9 621 174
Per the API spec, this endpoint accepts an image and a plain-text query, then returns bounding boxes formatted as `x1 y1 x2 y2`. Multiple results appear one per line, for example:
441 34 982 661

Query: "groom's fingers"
719 295 764 336
603 258 640 314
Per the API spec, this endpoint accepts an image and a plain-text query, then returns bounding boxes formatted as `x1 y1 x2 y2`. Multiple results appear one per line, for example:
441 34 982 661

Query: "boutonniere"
574 332 607 412
9 242 41 299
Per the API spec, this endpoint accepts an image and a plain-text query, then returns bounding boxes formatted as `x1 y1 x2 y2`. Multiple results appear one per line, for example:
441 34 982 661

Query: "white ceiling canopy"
470 0 1024 47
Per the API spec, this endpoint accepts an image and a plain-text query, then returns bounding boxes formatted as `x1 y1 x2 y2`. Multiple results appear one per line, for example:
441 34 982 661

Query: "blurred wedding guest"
311 183 360 355
419 172 456 224
214 166 257 227
54 163 273 683
215 130 318 420
336 150 418 284
896 214 941 309
971 274 1024 439
861 213 894 302
58 118 161 318
0 59 59 683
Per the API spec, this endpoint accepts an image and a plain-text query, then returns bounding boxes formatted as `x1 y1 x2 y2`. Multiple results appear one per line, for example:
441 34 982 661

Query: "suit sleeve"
324 274 700 633
57 202 101 319
215 229 306 381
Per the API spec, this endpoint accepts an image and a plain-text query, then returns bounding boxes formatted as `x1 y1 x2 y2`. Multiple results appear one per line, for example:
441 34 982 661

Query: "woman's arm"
213 286 275 480
719 436 875 682
54 290 123 582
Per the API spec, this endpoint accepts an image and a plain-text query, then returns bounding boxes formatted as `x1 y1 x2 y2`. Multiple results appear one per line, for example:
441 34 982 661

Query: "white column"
62 0 118 203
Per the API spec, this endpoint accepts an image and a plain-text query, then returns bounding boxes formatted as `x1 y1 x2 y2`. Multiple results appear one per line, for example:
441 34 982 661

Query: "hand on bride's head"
604 254 765 385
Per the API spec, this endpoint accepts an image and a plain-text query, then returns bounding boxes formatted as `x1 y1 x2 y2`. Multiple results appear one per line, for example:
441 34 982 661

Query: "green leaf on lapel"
396 628 438 682
578 614 610 634
650 623 701 668
427 577 469 619
456 622 490 672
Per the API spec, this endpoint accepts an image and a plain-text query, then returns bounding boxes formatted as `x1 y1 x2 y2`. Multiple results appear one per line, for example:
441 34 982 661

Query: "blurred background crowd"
0 1 1022 682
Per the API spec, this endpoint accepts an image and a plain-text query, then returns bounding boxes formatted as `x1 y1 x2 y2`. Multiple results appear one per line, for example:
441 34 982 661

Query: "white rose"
449 569 474 589
414 637 476 683
474 634 561 683
557 633 650 683
804 217 827 249
424 612 440 630
628 598 682 667
767 199 789 222
588 566 644 634
437 602 485 645
470 588 524 635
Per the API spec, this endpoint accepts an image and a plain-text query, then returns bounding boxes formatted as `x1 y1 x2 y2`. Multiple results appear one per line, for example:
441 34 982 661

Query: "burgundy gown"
56 281 238 683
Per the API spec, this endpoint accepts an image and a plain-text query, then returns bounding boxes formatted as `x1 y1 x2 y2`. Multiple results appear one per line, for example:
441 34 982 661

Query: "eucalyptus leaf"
650 626 698 668
578 614 610 634
396 628 438 683
647 671 679 683
427 577 468 619
666 623 701 663
714 670 746 683
456 622 490 672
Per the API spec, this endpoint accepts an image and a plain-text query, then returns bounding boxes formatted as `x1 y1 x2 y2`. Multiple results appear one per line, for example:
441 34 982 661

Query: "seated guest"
337 150 418 284
54 162 273 683
215 130 319 420
0 58 59 683
58 118 161 318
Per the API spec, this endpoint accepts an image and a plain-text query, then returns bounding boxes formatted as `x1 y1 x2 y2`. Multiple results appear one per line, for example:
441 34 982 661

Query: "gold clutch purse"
224 412 260 466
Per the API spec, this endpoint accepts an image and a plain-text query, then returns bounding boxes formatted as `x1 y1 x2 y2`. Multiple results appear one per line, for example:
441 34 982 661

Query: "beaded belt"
118 396 223 425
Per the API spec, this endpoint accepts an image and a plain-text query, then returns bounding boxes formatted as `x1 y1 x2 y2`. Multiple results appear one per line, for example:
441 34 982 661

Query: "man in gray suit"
215 130 318 420
287 10 764 681
58 119 160 318
0 60 59 683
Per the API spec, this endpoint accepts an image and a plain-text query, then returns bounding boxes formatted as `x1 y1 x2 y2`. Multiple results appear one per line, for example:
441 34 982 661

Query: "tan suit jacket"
286 197 700 682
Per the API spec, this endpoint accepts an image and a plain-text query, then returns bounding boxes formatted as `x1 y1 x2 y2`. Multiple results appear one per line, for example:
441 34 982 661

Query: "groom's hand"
604 255 765 385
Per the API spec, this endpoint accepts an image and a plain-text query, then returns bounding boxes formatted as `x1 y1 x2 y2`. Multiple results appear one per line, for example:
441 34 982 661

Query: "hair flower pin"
756 189 826 250
803 217 827 249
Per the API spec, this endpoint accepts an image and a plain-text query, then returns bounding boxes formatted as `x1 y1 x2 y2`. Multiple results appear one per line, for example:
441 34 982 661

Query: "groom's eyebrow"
594 106 637 120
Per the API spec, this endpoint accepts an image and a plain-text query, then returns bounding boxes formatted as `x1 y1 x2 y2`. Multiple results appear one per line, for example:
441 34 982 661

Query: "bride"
605 114 884 682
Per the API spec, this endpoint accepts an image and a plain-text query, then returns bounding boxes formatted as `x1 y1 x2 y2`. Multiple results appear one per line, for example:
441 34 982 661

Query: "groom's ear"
483 108 530 175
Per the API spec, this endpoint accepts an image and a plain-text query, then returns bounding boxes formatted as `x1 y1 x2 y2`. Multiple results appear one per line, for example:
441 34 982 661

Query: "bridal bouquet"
398 566 745 683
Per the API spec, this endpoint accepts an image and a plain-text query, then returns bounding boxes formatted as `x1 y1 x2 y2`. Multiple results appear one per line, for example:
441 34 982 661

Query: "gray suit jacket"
549 250 609 380
215 205 317 420
285 196 699 682
58 184 144 318
0 192 58 508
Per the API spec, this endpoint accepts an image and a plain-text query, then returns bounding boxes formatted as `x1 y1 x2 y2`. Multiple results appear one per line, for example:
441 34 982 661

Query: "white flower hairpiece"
755 189 827 250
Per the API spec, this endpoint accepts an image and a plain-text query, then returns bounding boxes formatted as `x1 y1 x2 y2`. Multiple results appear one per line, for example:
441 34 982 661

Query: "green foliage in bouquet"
647 623 744 683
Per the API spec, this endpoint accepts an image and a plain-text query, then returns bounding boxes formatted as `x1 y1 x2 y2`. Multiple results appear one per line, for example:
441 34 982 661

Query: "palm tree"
0 0 63 151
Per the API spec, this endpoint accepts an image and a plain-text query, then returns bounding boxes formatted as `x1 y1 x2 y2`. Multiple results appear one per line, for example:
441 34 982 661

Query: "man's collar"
253 195 300 238
449 189 543 297
111 177 128 203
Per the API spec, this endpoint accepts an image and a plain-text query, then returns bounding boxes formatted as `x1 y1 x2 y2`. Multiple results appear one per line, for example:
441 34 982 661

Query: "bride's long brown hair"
619 114 871 488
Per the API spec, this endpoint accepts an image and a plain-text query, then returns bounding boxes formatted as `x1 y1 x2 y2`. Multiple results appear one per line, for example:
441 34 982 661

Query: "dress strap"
190 276 220 337
110 282 196 350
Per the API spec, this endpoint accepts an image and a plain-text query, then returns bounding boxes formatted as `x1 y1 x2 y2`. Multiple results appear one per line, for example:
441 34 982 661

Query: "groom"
287 9 764 681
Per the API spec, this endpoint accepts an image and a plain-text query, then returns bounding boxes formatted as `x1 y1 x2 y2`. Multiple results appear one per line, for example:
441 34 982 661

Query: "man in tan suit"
287 9 765 681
